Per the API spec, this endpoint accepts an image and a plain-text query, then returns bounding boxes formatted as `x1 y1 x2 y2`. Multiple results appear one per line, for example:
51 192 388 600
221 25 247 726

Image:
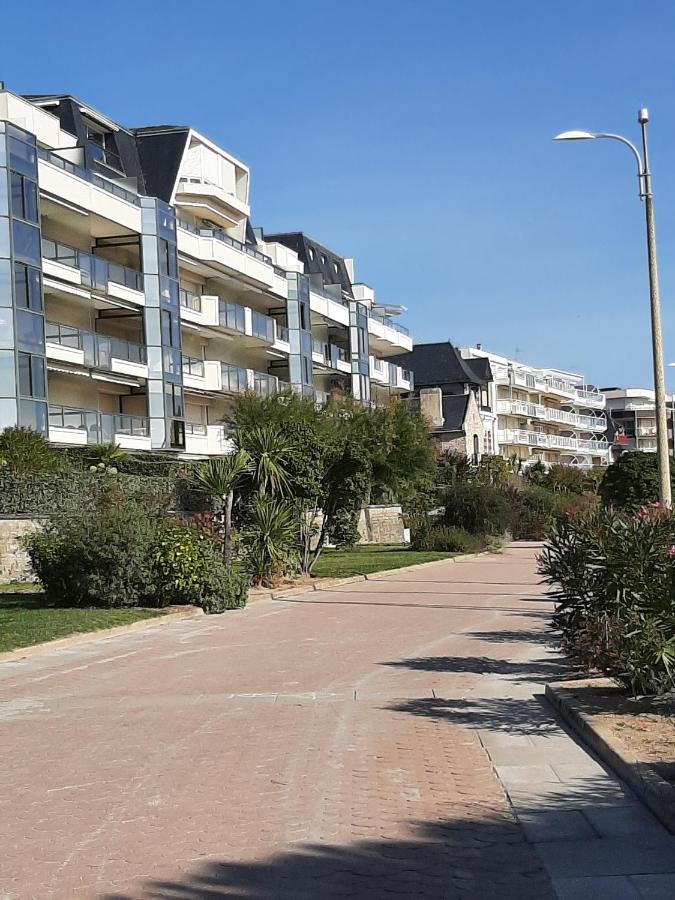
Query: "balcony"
48 405 151 450
42 238 144 306
221 363 279 397
498 428 610 455
367 312 413 355
184 422 235 457
309 284 350 327
492 366 605 408
312 340 350 372
496 399 607 432
46 322 147 378
369 356 413 391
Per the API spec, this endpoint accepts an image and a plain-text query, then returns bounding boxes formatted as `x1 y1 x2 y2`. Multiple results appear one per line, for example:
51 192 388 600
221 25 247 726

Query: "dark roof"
464 356 492 383
390 342 489 388
133 127 190 202
440 394 470 433
264 231 353 296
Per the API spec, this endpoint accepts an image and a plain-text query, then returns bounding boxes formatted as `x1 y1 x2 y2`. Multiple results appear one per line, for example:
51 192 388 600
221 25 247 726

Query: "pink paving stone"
0 546 555 899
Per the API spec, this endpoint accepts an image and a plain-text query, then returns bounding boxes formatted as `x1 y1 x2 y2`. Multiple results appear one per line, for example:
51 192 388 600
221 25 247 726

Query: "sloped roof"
440 394 470 433
391 342 490 387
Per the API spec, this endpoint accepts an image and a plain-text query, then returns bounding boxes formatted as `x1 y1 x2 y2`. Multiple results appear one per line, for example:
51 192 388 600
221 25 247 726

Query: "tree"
599 451 675 509
193 450 251 563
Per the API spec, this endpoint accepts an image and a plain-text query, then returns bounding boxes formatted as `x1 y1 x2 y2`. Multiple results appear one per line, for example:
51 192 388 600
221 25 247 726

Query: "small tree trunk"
223 490 234 565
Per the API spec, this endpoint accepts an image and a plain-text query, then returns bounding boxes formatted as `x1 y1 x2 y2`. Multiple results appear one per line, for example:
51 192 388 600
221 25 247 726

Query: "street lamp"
554 110 671 507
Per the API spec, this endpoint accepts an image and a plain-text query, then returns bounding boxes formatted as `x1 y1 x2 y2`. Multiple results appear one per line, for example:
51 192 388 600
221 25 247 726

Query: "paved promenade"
1 545 674 898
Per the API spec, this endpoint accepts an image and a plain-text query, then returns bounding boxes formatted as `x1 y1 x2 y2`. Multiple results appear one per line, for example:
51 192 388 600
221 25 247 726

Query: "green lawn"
0 583 166 653
312 543 457 578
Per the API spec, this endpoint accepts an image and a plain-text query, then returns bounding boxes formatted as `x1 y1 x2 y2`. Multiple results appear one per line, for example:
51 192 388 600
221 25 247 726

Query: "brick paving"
0 546 588 897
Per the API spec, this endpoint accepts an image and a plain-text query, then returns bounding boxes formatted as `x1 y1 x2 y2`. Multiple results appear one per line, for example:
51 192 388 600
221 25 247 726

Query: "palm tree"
234 423 294 496
194 450 251 563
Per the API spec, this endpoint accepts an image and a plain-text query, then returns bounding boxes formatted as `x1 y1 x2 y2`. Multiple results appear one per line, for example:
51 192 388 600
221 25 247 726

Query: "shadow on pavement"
388 695 561 735
381 654 568 684
101 812 554 899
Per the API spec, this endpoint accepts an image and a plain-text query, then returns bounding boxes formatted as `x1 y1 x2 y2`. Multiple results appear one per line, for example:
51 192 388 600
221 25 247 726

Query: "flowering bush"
539 506 675 695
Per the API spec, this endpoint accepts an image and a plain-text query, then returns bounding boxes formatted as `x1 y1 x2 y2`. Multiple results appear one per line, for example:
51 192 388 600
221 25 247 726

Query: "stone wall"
0 518 39 582
357 505 405 544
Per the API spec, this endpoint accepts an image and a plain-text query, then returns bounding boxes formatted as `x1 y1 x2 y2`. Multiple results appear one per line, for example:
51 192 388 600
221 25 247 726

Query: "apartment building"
460 347 611 468
603 387 675 456
0 89 412 457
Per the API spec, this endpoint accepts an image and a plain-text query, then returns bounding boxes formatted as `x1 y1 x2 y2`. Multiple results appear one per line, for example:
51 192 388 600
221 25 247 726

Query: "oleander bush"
538 505 675 695
411 524 483 553
441 481 512 536
599 451 675 510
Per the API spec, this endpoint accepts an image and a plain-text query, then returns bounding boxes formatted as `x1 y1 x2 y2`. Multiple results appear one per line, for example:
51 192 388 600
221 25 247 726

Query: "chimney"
419 387 444 428
476 342 482 350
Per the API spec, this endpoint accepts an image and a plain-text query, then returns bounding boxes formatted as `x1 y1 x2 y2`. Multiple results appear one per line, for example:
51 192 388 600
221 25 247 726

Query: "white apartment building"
0 88 412 457
603 387 675 455
460 347 611 468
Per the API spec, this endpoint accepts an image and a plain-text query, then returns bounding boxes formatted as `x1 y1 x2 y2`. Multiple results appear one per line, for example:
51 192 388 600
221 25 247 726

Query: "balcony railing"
221 363 249 394
308 280 349 306
182 354 205 378
253 370 278 397
277 324 290 343
185 421 208 436
177 217 272 265
45 321 146 366
498 429 609 454
42 238 143 292
218 299 246 334
37 147 141 206
250 310 275 343
48 405 149 440
179 289 202 312
369 311 410 336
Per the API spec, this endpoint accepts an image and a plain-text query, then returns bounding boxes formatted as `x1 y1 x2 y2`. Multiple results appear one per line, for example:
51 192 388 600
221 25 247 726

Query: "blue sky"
5 0 675 387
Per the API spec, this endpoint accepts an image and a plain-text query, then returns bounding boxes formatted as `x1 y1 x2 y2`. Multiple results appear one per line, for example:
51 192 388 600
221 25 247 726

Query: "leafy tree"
0 426 67 474
242 494 297 585
475 454 511 487
193 450 251 563
599 451 675 509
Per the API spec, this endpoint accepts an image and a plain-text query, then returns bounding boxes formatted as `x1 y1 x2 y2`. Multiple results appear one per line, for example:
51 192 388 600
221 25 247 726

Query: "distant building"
390 341 492 460
602 387 675 456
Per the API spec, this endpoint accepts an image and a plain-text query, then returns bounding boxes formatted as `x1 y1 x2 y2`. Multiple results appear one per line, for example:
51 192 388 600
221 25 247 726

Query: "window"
18 399 47 434
473 434 480 463
333 262 339 275
161 309 180 348
16 309 44 353
8 135 37 177
165 384 184 419
18 352 45 399
86 122 123 172
159 238 178 279
12 220 40 264
10 171 38 223
14 263 42 311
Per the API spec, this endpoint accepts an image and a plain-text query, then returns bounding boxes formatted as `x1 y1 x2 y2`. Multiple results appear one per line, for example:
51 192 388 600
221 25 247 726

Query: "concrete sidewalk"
0 544 673 898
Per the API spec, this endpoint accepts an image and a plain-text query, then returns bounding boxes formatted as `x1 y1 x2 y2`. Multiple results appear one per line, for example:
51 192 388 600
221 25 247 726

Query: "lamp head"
638 108 649 124
553 130 596 141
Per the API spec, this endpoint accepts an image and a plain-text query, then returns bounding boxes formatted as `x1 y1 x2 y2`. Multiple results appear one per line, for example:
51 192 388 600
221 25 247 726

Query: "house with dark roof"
390 342 495 459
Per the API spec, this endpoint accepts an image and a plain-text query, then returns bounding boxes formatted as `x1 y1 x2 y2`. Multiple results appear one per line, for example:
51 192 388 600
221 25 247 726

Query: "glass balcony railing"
369 311 410 336
42 238 143 292
181 354 205 378
253 370 278 397
250 310 275 343
37 147 140 206
277 324 290 343
308 280 348 306
221 363 249 394
177 217 272 265
218 299 246 334
48 405 149 441
45 322 146 367
179 289 202 312
185 421 207 436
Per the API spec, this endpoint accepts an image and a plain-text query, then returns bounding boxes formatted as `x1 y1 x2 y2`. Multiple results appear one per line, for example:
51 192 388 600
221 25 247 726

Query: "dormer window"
85 119 122 173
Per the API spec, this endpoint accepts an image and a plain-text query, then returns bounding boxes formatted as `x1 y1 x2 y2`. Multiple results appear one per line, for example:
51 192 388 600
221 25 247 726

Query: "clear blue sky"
4 0 675 387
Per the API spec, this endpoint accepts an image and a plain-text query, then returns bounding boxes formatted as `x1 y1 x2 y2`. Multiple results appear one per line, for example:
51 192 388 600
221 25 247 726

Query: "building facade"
459 347 611 469
603 387 675 457
0 89 412 457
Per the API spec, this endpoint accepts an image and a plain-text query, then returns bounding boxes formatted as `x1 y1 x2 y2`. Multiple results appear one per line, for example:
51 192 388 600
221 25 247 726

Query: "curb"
546 678 675 835
0 605 204 665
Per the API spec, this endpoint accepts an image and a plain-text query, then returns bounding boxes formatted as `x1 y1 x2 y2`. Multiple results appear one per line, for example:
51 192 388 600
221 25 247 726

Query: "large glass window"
159 238 178 279
18 352 45 399
18 398 47 434
14 263 42 311
10 171 38 223
12 220 40 264
165 384 184 418
16 309 44 353
0 309 14 349
8 136 37 177
0 350 16 397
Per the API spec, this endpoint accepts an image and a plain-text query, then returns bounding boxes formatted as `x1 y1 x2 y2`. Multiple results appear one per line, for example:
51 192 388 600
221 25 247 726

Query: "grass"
311 543 458 578
0 582 166 653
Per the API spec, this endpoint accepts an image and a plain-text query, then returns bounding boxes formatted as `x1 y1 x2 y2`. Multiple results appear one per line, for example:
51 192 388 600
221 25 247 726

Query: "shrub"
539 507 675 695
411 525 483 553
508 485 559 540
241 495 297 585
0 427 67 474
152 524 248 613
599 451 675 510
442 482 511 536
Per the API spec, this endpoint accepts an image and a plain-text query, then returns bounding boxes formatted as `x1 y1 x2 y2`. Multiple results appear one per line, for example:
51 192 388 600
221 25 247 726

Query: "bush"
600 451 675 510
411 525 483 553
539 506 675 695
241 495 297 585
0 427 67 474
152 524 248 613
442 482 511 536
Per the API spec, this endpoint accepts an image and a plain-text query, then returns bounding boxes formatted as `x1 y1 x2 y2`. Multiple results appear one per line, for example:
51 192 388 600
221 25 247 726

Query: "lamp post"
554 110 671 507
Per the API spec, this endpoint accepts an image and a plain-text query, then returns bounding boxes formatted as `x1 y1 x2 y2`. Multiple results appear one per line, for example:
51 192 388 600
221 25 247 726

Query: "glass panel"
10 171 23 219
28 266 42 310
170 418 185 449
18 399 47 434
0 261 11 307
12 220 40 264
0 398 17 429
0 309 14 349
17 352 30 396
0 349 15 397
16 309 44 353
23 179 38 223
8 137 37 177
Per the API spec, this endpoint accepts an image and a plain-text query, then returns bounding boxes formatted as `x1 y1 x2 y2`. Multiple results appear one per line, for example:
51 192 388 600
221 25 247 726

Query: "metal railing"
182 354 205 378
179 289 202 312
218 299 246 334
42 237 143 292
48 405 149 440
368 311 410 336
177 217 272 265
38 147 140 206
45 321 146 366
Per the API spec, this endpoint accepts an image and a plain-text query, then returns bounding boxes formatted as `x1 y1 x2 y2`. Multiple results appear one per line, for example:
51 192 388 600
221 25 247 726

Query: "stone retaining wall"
0 518 39 582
